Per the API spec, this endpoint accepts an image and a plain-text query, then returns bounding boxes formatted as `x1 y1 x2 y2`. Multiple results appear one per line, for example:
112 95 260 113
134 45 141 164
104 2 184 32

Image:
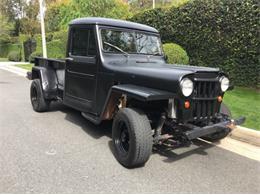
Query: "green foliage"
131 0 260 87
170 0 189 7
32 31 67 59
29 51 42 63
163 43 189 64
8 51 21 61
51 30 68 43
45 0 69 32
19 0 40 37
59 0 131 28
0 14 14 43
131 8 168 37
129 0 181 14
0 43 21 58
47 40 66 59
0 0 25 23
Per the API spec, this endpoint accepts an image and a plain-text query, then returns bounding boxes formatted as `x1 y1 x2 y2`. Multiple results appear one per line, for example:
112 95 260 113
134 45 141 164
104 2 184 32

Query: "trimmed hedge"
0 43 22 58
47 39 66 59
33 31 67 59
0 30 67 61
29 51 42 63
163 43 189 64
8 51 21 62
131 0 259 87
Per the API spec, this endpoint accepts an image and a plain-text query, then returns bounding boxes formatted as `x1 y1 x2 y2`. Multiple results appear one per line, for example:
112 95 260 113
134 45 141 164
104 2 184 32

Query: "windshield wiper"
104 42 129 57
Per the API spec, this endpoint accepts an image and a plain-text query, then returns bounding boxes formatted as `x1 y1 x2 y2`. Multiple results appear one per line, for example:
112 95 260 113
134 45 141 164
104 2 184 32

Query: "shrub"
163 43 189 64
31 31 67 59
0 43 21 58
47 39 66 59
52 30 68 43
8 51 21 62
29 51 42 63
46 34 53 42
131 0 260 87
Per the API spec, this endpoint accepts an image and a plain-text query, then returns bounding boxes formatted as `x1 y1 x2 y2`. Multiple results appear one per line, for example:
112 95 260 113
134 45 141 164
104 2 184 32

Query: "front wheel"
30 79 50 112
202 103 232 142
112 108 153 168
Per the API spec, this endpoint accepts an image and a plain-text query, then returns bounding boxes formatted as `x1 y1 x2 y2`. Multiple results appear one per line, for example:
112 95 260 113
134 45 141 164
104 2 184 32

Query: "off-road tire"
112 108 153 168
202 103 232 142
30 79 50 112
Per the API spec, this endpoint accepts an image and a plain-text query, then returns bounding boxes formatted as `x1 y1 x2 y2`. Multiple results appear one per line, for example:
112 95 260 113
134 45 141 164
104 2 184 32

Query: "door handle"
66 57 73 61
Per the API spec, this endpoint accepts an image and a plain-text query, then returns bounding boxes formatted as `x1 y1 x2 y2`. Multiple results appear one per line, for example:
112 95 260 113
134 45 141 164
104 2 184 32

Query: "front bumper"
184 116 246 140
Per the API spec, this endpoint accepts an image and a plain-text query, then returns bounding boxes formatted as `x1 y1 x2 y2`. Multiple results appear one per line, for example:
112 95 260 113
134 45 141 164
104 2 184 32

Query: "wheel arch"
101 84 176 121
31 66 58 99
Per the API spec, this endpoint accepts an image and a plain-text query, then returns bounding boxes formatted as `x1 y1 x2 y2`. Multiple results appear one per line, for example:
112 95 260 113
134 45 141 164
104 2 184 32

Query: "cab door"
64 26 98 113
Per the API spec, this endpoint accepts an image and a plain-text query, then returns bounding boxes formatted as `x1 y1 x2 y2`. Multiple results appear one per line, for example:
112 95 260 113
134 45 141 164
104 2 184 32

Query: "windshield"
100 29 163 56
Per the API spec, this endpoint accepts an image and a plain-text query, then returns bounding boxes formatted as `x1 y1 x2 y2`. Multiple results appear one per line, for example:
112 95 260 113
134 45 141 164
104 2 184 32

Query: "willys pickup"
27 17 245 168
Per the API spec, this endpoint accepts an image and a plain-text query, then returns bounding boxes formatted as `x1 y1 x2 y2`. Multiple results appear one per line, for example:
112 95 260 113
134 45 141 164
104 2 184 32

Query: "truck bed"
34 57 65 90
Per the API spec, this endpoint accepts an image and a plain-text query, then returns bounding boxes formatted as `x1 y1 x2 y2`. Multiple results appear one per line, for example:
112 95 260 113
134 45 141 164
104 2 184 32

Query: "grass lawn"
16 63 34 71
224 87 260 130
0 58 8 62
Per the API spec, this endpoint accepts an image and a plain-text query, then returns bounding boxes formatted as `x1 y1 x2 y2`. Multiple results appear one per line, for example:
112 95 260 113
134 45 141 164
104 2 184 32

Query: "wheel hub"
119 122 130 153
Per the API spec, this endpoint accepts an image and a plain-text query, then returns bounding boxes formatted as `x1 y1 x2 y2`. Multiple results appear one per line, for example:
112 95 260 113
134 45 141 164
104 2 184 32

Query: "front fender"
111 84 176 101
99 84 176 123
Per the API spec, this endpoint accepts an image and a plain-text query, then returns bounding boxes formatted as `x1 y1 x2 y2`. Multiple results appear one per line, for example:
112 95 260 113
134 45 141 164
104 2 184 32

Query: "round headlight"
180 78 194 97
220 76 230 92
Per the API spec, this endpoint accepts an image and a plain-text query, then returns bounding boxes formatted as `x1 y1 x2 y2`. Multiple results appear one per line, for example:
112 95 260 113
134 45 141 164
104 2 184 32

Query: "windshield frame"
98 26 164 56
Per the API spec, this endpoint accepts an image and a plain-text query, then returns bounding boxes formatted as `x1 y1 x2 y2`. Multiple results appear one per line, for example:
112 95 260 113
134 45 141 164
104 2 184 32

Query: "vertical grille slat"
208 82 212 97
203 82 207 98
193 79 219 121
197 82 201 97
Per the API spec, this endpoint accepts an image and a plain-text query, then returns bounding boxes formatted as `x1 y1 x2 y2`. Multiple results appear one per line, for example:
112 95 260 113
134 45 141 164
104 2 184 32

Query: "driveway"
0 69 259 193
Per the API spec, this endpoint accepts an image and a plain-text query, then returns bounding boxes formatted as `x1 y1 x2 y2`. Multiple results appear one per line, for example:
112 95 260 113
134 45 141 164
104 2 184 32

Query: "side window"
87 30 97 56
71 28 88 56
70 27 97 57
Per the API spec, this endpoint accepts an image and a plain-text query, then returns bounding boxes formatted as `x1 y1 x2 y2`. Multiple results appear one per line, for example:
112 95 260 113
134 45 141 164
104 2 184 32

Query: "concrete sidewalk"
0 62 29 77
0 61 30 66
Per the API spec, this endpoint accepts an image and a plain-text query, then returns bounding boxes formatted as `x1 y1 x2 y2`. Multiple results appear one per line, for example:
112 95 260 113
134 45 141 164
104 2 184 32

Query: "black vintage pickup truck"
28 17 245 168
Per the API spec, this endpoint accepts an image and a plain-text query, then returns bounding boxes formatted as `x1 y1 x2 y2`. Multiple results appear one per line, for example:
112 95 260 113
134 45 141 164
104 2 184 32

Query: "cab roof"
69 17 159 33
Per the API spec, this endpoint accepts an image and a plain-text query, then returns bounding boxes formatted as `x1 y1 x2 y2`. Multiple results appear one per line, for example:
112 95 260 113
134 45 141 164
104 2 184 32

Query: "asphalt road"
0 69 259 193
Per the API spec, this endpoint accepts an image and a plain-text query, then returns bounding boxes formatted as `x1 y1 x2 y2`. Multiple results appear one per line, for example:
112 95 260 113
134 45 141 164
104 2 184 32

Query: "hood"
103 58 220 94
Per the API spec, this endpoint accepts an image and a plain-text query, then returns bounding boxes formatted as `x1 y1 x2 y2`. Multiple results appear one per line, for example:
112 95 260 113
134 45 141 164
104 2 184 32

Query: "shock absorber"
154 114 166 144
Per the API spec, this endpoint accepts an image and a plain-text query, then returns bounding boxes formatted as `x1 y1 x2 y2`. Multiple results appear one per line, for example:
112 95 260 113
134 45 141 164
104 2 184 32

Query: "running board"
81 112 101 125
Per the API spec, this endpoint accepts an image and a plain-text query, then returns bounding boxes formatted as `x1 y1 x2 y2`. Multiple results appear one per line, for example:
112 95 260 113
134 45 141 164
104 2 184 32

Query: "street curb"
209 137 260 162
230 126 260 147
0 64 28 77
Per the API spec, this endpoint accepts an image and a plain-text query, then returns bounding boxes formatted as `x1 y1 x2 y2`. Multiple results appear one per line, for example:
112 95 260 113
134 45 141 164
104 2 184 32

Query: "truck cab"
28 17 245 168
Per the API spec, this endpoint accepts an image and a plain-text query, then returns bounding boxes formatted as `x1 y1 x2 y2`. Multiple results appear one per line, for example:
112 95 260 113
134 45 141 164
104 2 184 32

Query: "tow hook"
227 117 246 129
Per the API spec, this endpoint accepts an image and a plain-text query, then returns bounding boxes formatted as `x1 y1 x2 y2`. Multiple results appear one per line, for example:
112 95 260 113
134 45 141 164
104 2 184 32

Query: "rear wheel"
30 79 50 112
202 103 232 142
112 108 153 168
